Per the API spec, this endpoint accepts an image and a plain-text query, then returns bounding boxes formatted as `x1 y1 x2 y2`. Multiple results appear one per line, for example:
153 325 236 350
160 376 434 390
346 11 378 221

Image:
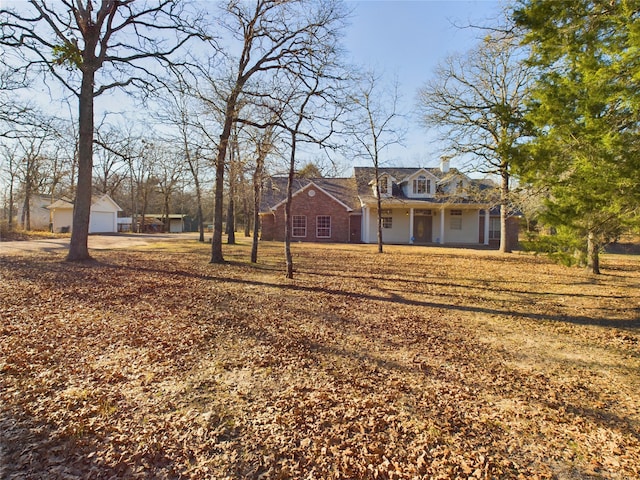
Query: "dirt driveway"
0 232 201 256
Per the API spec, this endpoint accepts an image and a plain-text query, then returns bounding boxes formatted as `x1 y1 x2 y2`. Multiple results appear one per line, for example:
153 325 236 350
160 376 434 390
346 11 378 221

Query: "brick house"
259 177 362 243
259 163 520 248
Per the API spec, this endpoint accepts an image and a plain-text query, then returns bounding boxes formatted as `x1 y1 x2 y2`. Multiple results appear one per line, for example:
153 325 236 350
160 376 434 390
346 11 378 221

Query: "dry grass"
1 240 639 479
0 223 70 242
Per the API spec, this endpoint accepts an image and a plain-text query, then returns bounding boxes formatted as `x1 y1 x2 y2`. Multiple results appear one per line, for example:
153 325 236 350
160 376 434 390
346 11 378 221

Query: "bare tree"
94 125 128 197
12 121 60 230
1 144 20 229
275 37 347 278
205 0 348 264
150 76 215 242
225 126 241 244
417 32 532 253
349 70 405 254
282 80 321 279
0 64 36 139
155 143 184 232
248 120 277 263
132 141 159 233
1 1 209 260
46 128 76 202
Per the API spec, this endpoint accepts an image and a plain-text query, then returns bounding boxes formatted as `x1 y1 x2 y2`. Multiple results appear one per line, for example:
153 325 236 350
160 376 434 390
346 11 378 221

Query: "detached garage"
48 194 122 233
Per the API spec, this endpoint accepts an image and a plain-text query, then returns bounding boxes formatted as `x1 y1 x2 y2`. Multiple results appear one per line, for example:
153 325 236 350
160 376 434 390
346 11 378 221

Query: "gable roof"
47 197 74 209
47 194 122 212
354 166 492 207
260 176 361 213
92 194 123 212
398 168 439 184
368 171 397 186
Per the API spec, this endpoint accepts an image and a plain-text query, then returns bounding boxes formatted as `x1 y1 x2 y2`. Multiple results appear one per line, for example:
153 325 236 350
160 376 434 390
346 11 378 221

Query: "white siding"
364 208 410 244
169 219 183 233
443 209 478 243
52 210 73 233
363 206 481 245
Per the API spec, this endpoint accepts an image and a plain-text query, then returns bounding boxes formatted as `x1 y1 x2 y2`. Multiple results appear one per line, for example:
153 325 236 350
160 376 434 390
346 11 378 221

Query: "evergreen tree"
514 0 640 273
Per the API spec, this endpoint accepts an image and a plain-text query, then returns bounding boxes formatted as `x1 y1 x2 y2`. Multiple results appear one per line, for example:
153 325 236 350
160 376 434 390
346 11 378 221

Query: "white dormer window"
379 176 388 194
374 175 391 197
413 175 429 195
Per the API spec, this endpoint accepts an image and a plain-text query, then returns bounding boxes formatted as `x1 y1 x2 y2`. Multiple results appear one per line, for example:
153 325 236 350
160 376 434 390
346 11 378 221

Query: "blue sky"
4 0 504 175
342 0 503 171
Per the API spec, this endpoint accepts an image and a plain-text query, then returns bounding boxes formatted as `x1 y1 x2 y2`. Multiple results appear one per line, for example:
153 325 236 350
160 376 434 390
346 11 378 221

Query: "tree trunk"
251 208 260 263
22 159 33 230
8 179 14 230
163 197 170 233
499 166 511 253
129 174 136 233
21 193 31 231
251 155 265 264
211 88 241 263
226 195 235 244
140 187 149 233
196 190 205 242
243 194 251 237
227 132 240 245
375 165 383 254
284 133 297 279
587 231 601 274
211 139 227 262
67 69 94 261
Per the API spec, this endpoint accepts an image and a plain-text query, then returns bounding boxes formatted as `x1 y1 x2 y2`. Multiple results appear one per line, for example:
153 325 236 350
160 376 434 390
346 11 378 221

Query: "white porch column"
484 209 490 245
363 206 369 243
409 207 414 244
439 207 445 244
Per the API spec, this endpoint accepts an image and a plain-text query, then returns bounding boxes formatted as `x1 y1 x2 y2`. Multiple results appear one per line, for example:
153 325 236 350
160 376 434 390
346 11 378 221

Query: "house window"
382 217 392 229
292 215 306 237
316 215 331 238
489 217 501 240
413 175 427 194
450 209 462 230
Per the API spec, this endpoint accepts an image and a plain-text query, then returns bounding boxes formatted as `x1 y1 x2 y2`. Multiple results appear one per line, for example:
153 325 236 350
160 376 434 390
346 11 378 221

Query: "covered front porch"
361 204 492 246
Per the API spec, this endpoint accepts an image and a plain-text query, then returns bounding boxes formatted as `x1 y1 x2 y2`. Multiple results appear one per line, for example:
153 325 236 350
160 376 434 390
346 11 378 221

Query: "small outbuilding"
48 194 122 233
140 214 186 233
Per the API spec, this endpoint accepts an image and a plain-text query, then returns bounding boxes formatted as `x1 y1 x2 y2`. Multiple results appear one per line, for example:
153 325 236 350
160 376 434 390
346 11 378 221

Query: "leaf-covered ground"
1 240 639 479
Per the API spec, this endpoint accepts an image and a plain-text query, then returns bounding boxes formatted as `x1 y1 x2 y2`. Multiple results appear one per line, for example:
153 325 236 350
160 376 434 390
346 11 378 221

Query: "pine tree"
515 0 640 273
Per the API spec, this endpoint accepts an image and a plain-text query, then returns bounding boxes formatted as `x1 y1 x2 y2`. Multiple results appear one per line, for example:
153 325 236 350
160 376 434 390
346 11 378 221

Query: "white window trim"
379 176 388 194
489 217 501 240
316 215 331 238
292 215 307 237
450 209 462 230
412 176 427 195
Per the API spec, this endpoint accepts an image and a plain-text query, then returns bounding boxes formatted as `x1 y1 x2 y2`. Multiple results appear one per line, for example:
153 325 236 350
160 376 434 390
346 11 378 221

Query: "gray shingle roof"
260 176 361 213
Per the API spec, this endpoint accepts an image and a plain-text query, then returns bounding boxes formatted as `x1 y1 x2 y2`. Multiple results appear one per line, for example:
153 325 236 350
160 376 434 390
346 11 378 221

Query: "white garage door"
90 212 115 233
169 219 183 233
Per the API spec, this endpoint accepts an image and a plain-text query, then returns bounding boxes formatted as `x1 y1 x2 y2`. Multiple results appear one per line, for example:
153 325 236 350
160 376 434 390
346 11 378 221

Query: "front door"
414 215 432 244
